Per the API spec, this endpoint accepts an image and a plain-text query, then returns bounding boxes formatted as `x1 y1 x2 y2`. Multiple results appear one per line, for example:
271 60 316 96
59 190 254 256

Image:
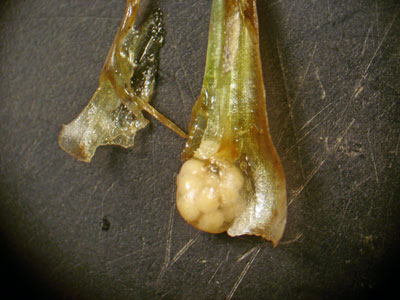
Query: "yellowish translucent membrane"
59 0 185 162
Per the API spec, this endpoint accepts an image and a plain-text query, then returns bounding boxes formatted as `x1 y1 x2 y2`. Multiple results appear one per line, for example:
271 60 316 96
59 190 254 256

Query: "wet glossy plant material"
59 0 185 162
176 0 287 245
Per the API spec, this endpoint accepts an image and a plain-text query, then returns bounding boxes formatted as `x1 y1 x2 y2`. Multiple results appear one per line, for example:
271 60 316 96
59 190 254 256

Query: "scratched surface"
0 0 399 299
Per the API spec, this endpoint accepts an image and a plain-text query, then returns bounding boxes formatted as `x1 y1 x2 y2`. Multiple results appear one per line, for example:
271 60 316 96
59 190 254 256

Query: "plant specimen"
176 0 287 245
59 0 185 162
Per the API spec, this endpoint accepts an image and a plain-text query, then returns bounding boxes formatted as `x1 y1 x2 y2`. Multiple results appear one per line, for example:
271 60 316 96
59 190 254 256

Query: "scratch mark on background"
334 119 355 149
174 70 189 128
208 249 231 285
336 197 352 236
208 261 224 285
270 0 283 7
361 22 374 57
289 119 355 206
105 249 142 266
277 40 308 188
275 129 285 149
150 130 156 199
378 101 395 120
170 232 200 267
179 66 197 104
284 1 296 26
284 105 335 156
174 40 197 102
362 8 398 79
292 43 317 106
280 232 304 245
97 180 117 237
237 246 259 263
313 63 326 100
289 158 327 206
354 85 364 98
367 128 379 184
75 184 98 225
331 9 398 137
101 181 116 204
375 0 380 34
351 175 373 192
276 39 297 143
158 201 175 280
169 33 195 129
299 102 334 132
226 246 261 300
277 41 292 107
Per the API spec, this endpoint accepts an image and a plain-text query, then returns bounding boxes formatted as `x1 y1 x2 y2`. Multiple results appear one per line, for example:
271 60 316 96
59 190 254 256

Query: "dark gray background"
1 0 399 299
